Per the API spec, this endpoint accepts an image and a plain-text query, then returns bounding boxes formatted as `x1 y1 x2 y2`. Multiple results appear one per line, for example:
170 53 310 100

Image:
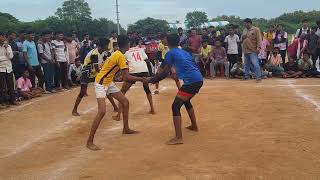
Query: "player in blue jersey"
148 34 203 145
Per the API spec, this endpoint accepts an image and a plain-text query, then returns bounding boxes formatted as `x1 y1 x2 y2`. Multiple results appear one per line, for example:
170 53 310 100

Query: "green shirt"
298 58 313 70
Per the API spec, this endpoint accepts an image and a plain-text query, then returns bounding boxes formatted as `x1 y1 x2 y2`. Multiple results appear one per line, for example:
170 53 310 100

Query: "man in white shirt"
224 25 240 71
295 19 310 38
113 42 155 121
0 32 16 106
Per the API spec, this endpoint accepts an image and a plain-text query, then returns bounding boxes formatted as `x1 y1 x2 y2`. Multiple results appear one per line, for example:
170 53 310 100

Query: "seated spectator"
230 58 244 79
298 53 314 78
68 58 82 86
16 70 44 100
265 47 284 76
200 40 212 78
209 40 229 78
282 56 303 78
80 41 91 63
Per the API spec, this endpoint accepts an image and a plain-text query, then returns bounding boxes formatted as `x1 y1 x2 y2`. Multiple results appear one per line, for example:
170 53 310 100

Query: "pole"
116 0 120 35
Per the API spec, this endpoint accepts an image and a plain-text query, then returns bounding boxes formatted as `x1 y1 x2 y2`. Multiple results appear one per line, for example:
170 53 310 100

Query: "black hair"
160 33 167 39
273 47 280 51
26 30 34 35
111 31 116 34
83 33 89 36
243 18 252 24
302 19 308 23
117 35 129 49
0 32 4 36
190 28 196 31
55 31 63 35
83 41 88 44
166 34 180 47
41 30 51 36
7 31 17 36
304 52 310 57
178 27 183 31
97 38 109 48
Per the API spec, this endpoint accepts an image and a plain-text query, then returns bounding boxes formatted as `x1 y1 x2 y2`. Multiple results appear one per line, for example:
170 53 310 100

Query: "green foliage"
185 11 208 28
127 17 169 35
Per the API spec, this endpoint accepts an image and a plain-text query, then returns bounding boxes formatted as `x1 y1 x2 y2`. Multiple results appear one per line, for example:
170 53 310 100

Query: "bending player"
148 34 203 145
72 38 118 116
113 40 155 121
87 35 148 151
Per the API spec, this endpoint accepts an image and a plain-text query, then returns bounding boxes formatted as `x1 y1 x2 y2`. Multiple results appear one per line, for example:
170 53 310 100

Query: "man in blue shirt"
148 34 203 145
23 31 44 89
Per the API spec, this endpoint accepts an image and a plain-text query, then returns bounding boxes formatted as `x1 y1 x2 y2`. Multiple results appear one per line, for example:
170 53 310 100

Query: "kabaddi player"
112 40 155 121
87 35 148 151
72 38 118 116
148 34 203 145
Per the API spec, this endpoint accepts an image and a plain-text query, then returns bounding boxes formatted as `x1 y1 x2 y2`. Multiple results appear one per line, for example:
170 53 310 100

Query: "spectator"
242 18 262 82
200 40 212 77
68 58 82 86
0 32 16 106
316 20 320 37
65 34 79 65
23 31 44 89
210 40 229 78
208 26 218 46
13 31 27 79
81 33 91 47
80 41 91 63
38 31 55 93
108 31 118 53
295 19 310 39
273 24 288 64
187 28 202 67
178 27 187 47
230 58 244 79
7 31 21 79
224 25 240 70
202 28 210 42
52 31 69 90
16 69 44 100
298 53 314 77
287 34 308 60
258 32 270 66
71 31 80 45
265 25 275 59
265 47 284 77
308 26 320 66
282 56 302 78
219 28 227 42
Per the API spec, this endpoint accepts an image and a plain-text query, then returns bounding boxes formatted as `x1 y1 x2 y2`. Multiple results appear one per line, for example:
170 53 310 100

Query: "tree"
185 11 208 28
128 17 169 35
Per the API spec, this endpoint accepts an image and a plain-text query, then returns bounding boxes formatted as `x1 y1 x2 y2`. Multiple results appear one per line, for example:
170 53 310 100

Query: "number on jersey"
132 52 142 62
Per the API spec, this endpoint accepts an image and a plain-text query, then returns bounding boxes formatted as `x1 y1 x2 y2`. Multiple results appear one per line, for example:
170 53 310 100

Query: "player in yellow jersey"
87 35 148 151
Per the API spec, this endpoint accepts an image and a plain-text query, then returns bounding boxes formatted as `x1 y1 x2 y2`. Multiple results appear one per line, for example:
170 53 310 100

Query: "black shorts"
125 72 149 84
178 81 203 98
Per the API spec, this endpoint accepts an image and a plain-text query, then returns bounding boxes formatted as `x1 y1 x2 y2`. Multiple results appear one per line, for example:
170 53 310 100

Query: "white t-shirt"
224 34 240 54
52 40 68 62
125 47 148 74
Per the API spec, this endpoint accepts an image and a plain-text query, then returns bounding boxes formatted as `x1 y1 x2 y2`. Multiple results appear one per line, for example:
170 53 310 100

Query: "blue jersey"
165 48 203 85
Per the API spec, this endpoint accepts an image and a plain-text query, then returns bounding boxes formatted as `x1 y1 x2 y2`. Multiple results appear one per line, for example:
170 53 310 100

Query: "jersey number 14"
132 52 142 62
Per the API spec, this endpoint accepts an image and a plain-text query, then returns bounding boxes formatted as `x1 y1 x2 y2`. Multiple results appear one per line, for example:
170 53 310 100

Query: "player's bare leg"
166 116 183 145
111 91 139 134
72 85 87 116
86 98 106 151
154 82 160 94
185 108 198 131
112 82 132 121
144 84 155 114
107 94 119 112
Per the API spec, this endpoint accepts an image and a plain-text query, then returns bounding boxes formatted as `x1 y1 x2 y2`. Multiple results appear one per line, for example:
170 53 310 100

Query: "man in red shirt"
187 28 202 67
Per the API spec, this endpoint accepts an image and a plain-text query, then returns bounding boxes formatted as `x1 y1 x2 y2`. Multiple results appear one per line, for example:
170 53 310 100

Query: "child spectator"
258 32 270 66
282 56 303 78
224 25 240 71
210 40 229 78
230 58 244 79
80 41 91 63
68 58 82 86
16 70 44 100
273 24 288 64
266 47 284 76
200 40 212 78
298 53 314 77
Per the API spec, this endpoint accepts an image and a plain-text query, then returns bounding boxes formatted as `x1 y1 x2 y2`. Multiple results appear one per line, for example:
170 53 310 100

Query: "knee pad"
172 97 185 116
143 85 151 94
184 100 193 110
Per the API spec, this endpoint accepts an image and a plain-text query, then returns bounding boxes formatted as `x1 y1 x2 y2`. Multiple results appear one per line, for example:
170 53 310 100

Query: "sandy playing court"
1 79 320 180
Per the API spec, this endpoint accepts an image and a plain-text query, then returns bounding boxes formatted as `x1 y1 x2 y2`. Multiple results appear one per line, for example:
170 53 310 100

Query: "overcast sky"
1 0 320 29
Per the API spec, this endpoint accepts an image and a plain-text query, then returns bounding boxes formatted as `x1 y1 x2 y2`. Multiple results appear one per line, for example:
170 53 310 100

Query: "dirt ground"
1 78 320 180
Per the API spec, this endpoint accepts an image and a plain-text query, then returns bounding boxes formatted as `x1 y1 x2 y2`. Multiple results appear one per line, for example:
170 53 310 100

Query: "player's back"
125 47 148 74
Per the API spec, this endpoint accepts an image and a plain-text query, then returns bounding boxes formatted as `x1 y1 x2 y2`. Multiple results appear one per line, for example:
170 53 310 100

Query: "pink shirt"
66 40 78 64
270 54 282 66
258 39 270 59
17 77 32 92
188 35 202 54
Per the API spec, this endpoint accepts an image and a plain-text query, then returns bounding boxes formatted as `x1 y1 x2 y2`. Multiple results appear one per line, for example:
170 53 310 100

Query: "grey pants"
210 60 230 77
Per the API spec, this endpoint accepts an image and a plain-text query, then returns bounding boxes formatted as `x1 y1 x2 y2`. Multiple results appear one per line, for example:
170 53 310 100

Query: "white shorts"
95 82 120 98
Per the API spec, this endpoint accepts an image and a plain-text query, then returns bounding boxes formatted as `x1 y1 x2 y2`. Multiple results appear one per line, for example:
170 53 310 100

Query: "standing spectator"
108 31 118 53
265 25 274 59
208 26 218 46
258 32 270 66
65 34 79 65
295 19 310 39
187 28 202 67
52 32 69 90
201 28 210 42
242 18 262 82
308 26 320 66
14 31 27 79
178 27 187 47
81 33 91 47
273 24 288 64
7 31 21 79
265 47 284 77
0 32 16 106
224 25 240 70
23 31 44 89
80 41 91 64
71 31 80 45
316 20 320 37
209 40 229 78
68 58 82 86
38 31 55 93
287 34 308 60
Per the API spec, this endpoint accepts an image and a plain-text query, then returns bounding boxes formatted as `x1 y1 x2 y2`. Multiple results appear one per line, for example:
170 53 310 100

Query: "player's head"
117 35 130 52
97 38 109 53
166 34 180 48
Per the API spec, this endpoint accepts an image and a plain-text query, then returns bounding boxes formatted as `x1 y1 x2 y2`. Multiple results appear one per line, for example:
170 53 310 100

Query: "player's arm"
148 62 171 84
121 68 145 83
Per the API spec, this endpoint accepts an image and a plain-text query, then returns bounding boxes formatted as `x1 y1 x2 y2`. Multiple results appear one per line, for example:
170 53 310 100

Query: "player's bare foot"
149 110 156 115
86 142 101 151
186 125 198 131
72 111 80 116
112 115 120 121
165 137 183 145
123 129 139 134
154 90 159 94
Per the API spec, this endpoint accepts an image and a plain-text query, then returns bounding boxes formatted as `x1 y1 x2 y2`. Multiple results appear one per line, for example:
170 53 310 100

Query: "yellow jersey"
200 45 212 59
95 50 128 86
